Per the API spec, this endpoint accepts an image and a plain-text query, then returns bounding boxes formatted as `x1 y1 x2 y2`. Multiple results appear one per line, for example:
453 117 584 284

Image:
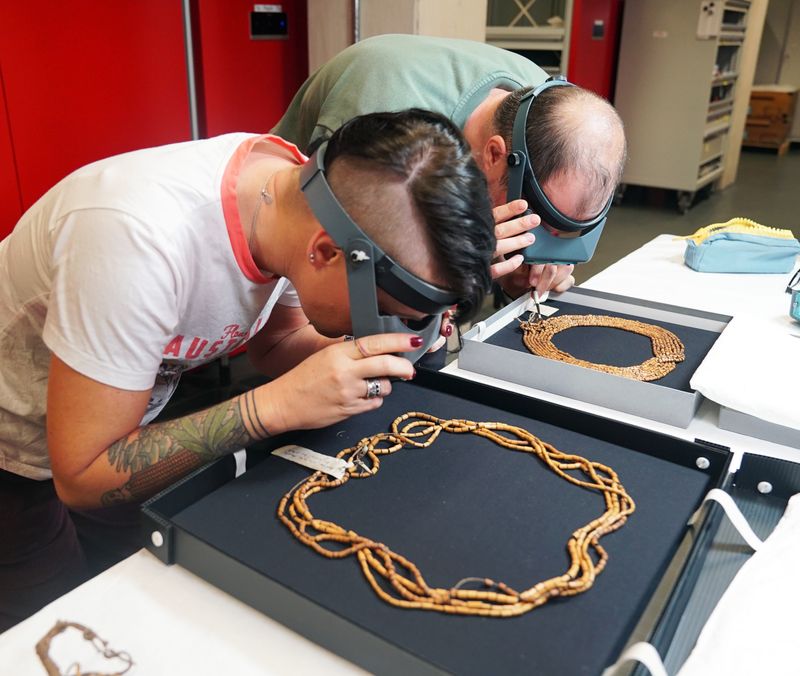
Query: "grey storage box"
460 288 730 428
719 406 800 449
643 452 800 674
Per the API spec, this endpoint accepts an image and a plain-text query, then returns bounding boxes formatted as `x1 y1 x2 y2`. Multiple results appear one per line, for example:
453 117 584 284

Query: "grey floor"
575 146 800 284
160 145 800 418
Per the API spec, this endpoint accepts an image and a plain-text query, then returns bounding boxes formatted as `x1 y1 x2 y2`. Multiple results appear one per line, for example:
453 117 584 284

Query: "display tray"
718 406 800 449
458 288 731 428
142 371 731 676
650 452 800 675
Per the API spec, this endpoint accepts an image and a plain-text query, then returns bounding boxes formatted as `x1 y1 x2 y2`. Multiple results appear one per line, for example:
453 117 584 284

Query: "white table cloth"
2 234 797 675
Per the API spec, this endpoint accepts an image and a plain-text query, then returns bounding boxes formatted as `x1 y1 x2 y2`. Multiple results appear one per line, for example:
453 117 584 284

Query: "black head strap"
299 142 459 315
507 75 613 234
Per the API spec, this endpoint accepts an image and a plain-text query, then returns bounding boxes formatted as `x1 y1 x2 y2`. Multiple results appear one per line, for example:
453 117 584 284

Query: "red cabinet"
0 67 22 240
194 0 309 137
568 0 624 101
0 1 192 214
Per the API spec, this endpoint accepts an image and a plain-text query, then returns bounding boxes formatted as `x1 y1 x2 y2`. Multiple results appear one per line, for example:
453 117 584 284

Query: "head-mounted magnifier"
787 268 800 324
299 142 459 362
507 75 613 265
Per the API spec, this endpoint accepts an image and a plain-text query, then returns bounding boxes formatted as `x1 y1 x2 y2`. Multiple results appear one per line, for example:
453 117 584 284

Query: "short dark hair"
323 109 496 321
494 86 626 216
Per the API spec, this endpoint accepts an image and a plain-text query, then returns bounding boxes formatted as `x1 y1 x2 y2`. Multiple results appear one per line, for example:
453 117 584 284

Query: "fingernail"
445 324 453 337
412 368 417 379
410 336 423 347
524 234 535 244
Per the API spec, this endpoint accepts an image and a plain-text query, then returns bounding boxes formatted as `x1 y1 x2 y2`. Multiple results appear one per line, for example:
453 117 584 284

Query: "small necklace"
248 172 275 256
519 313 685 381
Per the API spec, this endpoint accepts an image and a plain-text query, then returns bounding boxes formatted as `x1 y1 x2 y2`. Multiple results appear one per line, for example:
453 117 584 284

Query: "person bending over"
0 109 495 629
273 34 627 298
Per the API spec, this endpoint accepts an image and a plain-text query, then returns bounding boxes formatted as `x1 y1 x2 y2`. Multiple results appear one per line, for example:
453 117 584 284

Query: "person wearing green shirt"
273 34 626 299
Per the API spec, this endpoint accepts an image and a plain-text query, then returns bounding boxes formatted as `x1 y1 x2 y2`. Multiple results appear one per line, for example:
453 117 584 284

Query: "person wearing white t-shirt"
0 110 495 630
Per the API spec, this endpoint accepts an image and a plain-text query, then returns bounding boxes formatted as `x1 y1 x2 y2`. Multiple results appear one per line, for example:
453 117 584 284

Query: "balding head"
494 85 626 219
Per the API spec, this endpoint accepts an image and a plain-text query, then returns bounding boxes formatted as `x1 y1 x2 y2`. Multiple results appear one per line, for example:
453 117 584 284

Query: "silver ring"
365 378 381 399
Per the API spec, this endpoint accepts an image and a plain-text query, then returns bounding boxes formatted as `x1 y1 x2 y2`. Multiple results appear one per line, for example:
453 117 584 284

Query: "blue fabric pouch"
683 231 800 274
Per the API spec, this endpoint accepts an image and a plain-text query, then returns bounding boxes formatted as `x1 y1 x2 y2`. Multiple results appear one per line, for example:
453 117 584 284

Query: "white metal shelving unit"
614 0 755 212
485 0 573 76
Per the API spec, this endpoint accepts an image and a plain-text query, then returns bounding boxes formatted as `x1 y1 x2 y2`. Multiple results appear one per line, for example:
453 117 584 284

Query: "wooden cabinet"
743 85 798 152
754 0 800 142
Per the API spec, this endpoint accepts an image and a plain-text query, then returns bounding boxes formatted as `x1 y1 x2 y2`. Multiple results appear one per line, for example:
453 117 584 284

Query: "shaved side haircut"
324 109 496 321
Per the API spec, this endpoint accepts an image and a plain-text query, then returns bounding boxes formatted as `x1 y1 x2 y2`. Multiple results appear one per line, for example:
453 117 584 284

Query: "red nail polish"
445 324 453 337
410 336 423 348
412 368 417 379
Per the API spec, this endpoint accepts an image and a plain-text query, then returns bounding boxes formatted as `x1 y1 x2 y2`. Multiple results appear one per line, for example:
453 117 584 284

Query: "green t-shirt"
272 34 548 152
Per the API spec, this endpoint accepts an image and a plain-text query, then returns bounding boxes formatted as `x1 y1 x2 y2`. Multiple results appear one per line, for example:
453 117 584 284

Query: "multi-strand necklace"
519 314 685 381
278 412 635 617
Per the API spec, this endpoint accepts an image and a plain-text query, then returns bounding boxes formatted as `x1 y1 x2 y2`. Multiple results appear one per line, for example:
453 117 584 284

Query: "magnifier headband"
508 77 613 234
299 143 459 316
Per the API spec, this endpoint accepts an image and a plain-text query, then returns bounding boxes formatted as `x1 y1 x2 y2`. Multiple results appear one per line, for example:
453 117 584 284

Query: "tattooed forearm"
101 391 269 505
101 449 206 505
241 389 271 439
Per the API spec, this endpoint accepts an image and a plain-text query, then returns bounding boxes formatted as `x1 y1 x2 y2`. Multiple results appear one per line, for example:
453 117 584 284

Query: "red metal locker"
0 1 192 211
194 0 309 137
568 0 624 101
0 66 22 240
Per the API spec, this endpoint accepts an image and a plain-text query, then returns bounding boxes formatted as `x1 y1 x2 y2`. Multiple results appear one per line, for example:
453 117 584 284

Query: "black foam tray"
142 371 731 675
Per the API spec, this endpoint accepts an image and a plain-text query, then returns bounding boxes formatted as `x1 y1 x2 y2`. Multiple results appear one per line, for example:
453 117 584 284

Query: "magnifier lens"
539 219 582 239
404 316 437 331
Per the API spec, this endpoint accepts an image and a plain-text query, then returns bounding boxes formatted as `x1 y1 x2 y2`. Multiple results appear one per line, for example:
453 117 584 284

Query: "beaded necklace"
519 314 685 381
278 412 635 617
36 621 133 676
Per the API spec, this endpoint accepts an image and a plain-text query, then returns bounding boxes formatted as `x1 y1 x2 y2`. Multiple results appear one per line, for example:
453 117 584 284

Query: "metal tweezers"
530 288 543 323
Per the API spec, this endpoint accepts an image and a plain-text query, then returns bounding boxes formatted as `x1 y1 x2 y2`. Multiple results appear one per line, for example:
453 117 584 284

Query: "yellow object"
674 218 796 245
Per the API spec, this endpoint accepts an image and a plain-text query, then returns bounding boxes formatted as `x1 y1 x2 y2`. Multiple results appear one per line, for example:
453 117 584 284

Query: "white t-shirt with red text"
0 133 303 479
